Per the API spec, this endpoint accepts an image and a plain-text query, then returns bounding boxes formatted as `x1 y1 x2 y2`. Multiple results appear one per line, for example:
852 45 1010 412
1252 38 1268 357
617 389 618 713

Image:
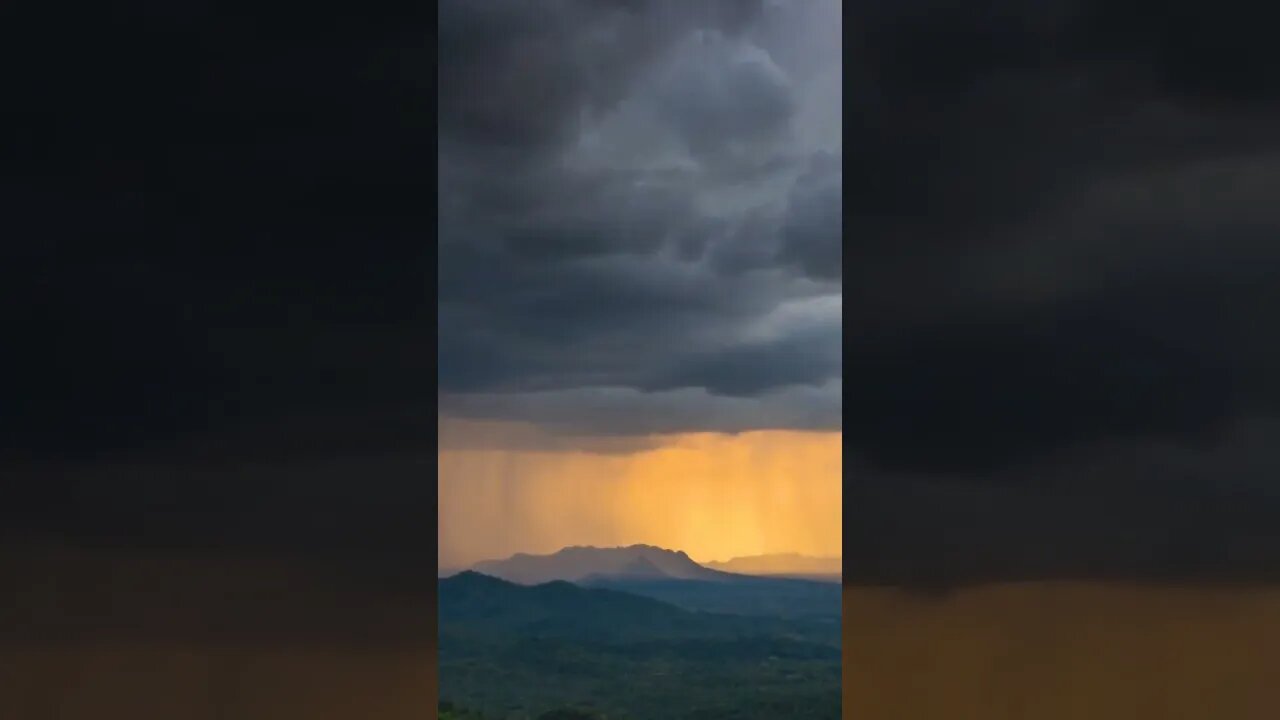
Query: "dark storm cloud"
839 0 1280 587
436 1 767 154
653 313 841 396
441 381 841 440
437 0 843 436
778 152 842 280
1071 0 1280 106
2 5 433 551
845 0 1280 479
847 287 1238 475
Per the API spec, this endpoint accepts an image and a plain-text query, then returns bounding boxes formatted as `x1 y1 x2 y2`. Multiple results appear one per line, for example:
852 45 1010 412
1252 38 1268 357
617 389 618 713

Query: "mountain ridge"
704 552 842 577
437 570 838 644
470 544 732 585
463 545 842 618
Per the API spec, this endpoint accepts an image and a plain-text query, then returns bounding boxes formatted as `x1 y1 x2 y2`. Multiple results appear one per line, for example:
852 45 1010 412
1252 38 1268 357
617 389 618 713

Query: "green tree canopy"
536 709 606 720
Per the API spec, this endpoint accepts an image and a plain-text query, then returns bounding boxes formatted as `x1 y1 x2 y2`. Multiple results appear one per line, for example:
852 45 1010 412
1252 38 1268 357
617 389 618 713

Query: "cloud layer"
845 0 1280 477
842 0 1280 582
437 0 843 440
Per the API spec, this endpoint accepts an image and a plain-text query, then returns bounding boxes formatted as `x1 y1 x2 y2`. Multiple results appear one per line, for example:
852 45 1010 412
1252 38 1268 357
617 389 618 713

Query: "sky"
1 12 436 715
436 0 844 570
845 0 1280 583
439 420 841 568
7 0 1280 585
2 5 435 561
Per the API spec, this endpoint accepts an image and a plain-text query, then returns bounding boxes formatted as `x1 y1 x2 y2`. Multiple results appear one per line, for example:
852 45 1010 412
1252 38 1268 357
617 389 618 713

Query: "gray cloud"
437 0 842 436
839 0 1280 585
779 152 842 280
440 380 842 441
841 0 1280 481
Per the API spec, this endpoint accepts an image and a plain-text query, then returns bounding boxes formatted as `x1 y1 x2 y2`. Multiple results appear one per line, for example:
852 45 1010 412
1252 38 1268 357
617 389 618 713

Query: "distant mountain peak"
470 544 724 585
615 555 669 578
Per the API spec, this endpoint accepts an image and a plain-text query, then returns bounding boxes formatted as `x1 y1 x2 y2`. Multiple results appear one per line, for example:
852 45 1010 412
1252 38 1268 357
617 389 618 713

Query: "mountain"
609 555 671 579
580 575 842 619
438 571 698 641
703 553 842 578
438 571 835 644
437 572 841 719
468 545 842 618
471 544 727 584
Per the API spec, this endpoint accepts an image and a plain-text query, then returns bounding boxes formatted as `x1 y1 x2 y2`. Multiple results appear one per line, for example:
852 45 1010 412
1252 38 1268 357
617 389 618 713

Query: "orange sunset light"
438 423 842 570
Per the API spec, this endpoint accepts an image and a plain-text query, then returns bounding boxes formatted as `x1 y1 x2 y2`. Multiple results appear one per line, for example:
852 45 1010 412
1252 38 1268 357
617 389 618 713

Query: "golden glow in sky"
438 420 842 569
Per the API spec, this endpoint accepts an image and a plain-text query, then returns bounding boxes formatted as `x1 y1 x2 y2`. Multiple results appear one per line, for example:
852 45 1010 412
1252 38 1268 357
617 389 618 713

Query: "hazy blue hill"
440 571 707 642
579 575 842 620
747 573 842 584
704 553 842 577
439 571 836 644
440 570 689 624
466 544 842 620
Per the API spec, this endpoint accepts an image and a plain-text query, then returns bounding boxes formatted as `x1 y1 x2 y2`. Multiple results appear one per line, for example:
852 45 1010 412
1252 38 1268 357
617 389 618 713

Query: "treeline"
440 701 606 720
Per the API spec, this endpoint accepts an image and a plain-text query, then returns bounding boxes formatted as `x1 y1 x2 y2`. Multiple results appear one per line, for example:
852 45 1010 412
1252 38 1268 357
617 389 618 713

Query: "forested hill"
437 571 841 719
439 571 836 644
